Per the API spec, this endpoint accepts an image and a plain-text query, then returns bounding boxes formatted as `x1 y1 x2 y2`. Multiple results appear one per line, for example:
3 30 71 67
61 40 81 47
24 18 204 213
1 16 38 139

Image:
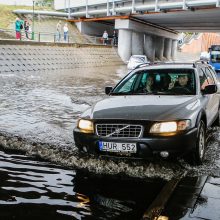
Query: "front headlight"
150 120 191 135
77 119 94 133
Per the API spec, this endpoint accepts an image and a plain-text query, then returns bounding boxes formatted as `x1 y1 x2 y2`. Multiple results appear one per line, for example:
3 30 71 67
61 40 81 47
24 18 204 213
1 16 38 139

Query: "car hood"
83 95 199 121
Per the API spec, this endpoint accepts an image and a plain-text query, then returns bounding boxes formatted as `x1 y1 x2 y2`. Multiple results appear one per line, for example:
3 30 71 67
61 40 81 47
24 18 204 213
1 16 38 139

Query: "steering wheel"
169 86 191 94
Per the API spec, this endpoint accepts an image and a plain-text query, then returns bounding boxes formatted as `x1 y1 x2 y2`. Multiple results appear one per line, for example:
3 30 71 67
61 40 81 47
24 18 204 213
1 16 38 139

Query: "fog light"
160 151 169 158
83 146 88 152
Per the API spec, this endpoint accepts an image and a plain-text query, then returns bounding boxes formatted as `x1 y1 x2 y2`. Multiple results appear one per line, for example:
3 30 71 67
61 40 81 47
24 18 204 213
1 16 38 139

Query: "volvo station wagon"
74 62 220 165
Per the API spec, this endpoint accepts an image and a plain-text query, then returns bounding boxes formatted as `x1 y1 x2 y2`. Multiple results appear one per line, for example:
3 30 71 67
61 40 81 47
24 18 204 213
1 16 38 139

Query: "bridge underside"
69 7 220 33
132 8 220 32
68 7 220 62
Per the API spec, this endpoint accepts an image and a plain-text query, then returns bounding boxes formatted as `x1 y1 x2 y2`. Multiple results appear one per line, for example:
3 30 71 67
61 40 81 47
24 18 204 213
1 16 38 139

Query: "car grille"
96 124 143 138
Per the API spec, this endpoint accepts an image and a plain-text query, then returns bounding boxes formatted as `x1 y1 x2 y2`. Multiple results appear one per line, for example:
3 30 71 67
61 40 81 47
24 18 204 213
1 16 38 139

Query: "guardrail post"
68 0 71 19
132 0 136 14
112 0 116 15
68 35 70 44
86 0 89 18
54 34 56 43
38 32 40 42
183 0 187 10
20 31 22 41
107 0 110 16
155 0 159 12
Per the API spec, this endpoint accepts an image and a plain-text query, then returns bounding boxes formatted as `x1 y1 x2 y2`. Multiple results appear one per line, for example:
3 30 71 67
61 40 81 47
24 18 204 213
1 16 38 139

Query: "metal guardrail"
0 28 115 46
69 0 220 17
15 0 220 18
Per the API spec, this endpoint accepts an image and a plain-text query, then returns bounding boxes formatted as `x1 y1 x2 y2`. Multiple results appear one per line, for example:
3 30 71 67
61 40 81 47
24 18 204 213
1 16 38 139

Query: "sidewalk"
161 175 220 220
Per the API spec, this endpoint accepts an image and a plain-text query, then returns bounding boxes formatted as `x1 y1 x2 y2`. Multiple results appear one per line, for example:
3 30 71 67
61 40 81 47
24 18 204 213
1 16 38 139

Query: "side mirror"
105 86 113 95
202 84 217 95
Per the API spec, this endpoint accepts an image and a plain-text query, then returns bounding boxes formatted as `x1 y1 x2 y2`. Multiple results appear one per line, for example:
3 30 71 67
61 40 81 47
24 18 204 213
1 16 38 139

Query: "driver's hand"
168 82 175 89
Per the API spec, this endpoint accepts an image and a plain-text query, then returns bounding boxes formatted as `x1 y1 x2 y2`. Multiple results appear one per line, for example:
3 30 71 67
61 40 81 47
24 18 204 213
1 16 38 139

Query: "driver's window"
199 68 209 90
205 68 215 85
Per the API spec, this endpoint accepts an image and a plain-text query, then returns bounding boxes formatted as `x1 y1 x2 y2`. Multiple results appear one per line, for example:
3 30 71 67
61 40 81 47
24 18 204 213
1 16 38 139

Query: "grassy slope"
0 4 86 43
0 4 51 29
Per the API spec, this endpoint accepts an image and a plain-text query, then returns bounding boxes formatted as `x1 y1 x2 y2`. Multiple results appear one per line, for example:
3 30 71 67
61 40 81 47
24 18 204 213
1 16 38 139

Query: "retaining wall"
0 40 123 73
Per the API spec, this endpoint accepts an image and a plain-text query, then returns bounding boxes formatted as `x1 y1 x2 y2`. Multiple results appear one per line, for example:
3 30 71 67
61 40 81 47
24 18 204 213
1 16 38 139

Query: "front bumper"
73 128 198 159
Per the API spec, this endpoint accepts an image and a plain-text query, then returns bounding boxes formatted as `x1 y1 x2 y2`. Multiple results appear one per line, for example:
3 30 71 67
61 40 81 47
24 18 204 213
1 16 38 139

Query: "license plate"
98 141 137 153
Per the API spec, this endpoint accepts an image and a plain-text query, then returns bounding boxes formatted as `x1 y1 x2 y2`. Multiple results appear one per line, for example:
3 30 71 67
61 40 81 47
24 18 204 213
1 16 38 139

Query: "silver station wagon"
74 62 220 165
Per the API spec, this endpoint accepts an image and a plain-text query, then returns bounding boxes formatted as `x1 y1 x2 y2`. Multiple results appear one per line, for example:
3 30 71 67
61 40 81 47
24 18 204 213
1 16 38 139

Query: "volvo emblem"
114 128 121 134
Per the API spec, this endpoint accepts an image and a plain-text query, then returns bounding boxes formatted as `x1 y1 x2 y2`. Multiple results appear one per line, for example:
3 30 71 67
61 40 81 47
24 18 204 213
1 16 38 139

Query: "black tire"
190 121 206 165
212 109 220 127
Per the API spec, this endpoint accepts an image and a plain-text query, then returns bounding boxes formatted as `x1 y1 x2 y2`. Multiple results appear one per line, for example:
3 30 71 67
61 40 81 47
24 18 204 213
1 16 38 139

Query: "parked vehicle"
127 55 148 70
209 45 220 73
201 45 220 73
74 62 220 165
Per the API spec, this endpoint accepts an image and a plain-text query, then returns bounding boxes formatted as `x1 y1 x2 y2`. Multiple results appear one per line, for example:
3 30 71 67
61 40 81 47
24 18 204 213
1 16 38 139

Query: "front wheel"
189 121 206 165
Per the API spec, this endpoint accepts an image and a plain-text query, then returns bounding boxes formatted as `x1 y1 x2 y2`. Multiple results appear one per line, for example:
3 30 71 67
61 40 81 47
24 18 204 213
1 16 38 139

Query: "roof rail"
134 61 196 70
193 60 209 67
133 62 151 70
134 61 174 70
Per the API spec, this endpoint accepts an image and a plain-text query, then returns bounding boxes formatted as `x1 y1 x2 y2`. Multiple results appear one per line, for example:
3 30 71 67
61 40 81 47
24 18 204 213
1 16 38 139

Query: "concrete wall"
0 41 123 73
75 21 114 36
115 19 178 62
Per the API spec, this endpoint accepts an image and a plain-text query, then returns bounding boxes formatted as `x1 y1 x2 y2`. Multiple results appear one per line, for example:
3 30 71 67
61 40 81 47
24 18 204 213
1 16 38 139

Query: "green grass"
0 4 52 29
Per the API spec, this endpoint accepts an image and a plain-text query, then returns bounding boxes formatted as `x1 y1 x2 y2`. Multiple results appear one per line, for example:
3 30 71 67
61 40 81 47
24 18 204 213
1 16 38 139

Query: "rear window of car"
112 68 196 95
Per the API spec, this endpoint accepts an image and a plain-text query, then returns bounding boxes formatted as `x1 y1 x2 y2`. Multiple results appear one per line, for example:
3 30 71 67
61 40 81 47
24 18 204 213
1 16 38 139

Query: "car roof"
133 61 210 71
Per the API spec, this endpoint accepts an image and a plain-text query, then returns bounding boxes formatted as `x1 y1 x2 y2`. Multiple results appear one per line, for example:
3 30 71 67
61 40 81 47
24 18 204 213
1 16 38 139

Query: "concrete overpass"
55 0 220 32
56 0 219 62
17 0 218 61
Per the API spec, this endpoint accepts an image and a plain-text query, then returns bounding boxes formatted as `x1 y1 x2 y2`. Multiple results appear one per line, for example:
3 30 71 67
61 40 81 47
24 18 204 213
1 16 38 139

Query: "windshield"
210 51 220 63
112 68 196 95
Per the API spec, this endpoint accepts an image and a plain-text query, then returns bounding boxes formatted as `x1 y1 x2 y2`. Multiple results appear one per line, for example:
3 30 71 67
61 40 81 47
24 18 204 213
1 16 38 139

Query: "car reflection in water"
73 170 166 219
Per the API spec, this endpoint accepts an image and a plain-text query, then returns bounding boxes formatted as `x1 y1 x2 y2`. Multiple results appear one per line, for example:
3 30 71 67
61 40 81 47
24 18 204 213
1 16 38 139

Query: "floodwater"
0 65 220 219
0 147 166 219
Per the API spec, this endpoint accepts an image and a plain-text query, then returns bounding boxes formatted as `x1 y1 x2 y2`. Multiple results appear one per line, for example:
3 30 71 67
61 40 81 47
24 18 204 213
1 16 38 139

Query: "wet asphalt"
0 64 220 219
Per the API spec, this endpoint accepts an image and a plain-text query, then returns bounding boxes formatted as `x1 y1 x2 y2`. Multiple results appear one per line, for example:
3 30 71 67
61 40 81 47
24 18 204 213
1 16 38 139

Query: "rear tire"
189 121 206 165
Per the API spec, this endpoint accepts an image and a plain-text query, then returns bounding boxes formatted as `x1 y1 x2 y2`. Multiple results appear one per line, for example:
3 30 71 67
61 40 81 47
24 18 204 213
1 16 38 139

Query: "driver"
169 74 190 89
178 74 189 87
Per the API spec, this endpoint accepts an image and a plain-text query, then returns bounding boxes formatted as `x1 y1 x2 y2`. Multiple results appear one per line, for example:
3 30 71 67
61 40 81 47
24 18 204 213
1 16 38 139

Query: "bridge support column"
118 29 132 62
155 36 164 60
132 32 144 55
171 40 178 60
144 34 155 61
164 38 172 60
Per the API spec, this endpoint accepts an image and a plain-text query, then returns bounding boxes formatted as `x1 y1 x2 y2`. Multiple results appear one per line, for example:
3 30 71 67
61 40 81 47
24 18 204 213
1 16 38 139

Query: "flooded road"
0 66 125 147
0 147 166 220
0 64 220 219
